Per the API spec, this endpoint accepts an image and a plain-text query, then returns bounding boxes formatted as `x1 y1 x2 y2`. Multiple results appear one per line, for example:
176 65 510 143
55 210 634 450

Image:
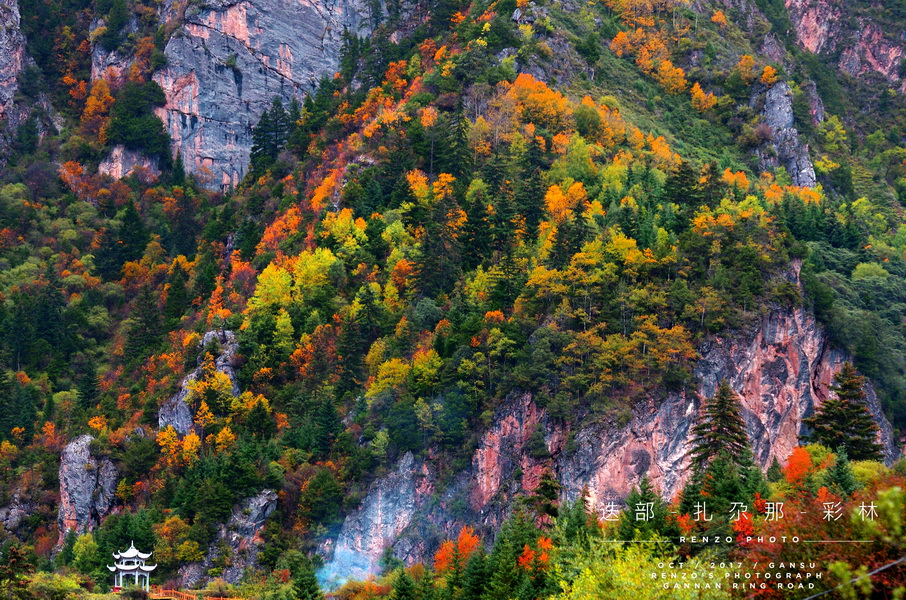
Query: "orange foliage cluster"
737 54 757 84
257 206 303 254
504 74 573 133
690 82 716 112
722 168 750 189
434 526 481 573
80 79 115 143
655 59 687 94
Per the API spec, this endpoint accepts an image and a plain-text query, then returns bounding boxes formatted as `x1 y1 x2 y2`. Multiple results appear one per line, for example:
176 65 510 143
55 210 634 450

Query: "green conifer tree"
460 552 487 600
689 381 750 469
313 395 341 458
616 476 675 541
802 363 882 461
390 570 416 600
118 201 150 265
822 450 861 496
163 260 190 328
292 559 324 600
125 285 163 361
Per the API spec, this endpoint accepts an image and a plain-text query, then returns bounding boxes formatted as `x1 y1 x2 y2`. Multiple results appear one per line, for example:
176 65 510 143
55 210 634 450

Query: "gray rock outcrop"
179 488 278 586
0 490 37 534
757 82 817 187
0 0 34 161
154 0 374 189
159 329 240 435
0 0 58 163
57 435 118 539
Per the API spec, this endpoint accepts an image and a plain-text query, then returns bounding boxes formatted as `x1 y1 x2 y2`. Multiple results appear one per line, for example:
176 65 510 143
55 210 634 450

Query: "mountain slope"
0 0 906 597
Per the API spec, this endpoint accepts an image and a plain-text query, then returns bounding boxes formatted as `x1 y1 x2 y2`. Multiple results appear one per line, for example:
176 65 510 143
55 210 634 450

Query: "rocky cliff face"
154 0 374 188
319 452 435 587
57 435 118 540
99 145 161 181
179 488 278 586
159 329 240 435
0 0 26 124
320 265 898 584
0 0 33 161
756 82 817 187
785 0 905 92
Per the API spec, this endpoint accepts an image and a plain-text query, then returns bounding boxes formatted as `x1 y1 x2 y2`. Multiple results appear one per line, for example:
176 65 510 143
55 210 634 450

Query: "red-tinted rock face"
471 395 545 509
99 145 161 182
785 0 905 92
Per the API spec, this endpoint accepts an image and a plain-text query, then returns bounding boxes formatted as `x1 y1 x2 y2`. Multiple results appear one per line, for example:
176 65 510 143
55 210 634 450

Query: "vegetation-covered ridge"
1 0 906 598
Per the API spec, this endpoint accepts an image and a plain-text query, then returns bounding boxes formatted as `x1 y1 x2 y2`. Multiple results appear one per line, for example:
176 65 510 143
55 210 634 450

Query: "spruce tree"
250 108 274 176
250 97 292 176
292 559 324 600
313 395 340 458
616 476 675 541
171 151 186 186
461 552 487 600
118 201 150 264
515 167 544 241
802 363 882 461
77 360 100 410
767 457 783 483
163 260 190 328
822 450 861 497
192 250 218 299
390 570 416 600
125 285 163 361
93 226 124 280
689 381 750 469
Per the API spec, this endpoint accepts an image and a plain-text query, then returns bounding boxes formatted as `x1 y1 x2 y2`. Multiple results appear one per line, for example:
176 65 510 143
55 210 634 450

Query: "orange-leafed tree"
434 526 481 575
736 54 757 84
610 31 631 57
784 446 814 486
656 60 688 94
690 82 716 112
80 79 115 143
